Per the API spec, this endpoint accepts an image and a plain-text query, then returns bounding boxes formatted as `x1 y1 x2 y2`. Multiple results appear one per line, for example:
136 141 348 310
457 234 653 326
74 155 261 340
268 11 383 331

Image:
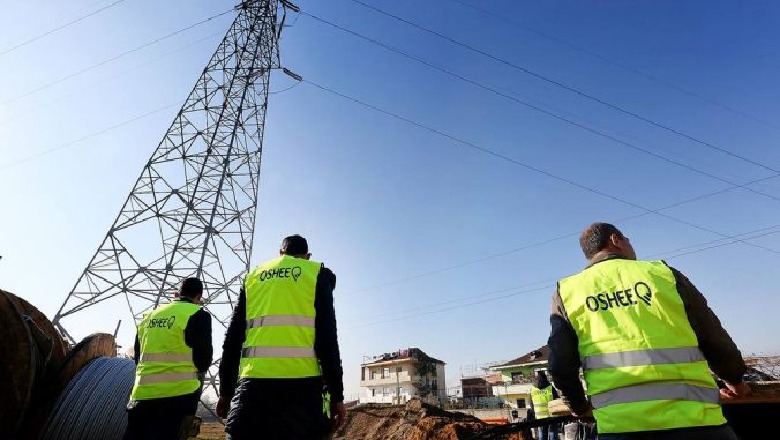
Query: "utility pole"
396 366 402 404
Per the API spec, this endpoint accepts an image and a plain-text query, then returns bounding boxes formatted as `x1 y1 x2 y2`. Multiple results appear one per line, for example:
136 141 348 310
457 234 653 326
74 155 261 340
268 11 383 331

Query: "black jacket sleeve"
185 308 213 373
133 334 140 364
670 267 746 384
314 267 344 403
547 287 589 415
219 288 246 397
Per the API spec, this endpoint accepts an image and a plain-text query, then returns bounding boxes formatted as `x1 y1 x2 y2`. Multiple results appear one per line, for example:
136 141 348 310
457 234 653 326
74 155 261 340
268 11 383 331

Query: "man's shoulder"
319 266 336 282
192 307 212 322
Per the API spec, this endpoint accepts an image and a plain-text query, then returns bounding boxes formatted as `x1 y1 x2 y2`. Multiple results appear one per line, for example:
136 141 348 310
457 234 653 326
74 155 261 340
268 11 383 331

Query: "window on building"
383 387 391 395
383 367 390 379
372 370 380 380
516 398 526 408
511 372 524 383
371 388 376 397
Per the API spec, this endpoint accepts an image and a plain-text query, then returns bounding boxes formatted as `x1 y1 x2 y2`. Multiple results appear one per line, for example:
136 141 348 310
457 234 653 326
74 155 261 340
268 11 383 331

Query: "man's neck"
588 252 628 267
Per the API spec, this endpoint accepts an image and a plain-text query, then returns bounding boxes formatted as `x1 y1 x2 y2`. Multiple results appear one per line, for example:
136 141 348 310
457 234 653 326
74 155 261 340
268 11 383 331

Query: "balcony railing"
492 383 532 396
360 372 421 386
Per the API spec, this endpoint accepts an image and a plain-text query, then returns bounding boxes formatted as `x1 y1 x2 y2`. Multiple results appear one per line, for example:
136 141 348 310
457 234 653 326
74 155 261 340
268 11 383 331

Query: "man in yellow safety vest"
547 222 749 439
216 234 345 439
530 370 559 440
123 277 213 440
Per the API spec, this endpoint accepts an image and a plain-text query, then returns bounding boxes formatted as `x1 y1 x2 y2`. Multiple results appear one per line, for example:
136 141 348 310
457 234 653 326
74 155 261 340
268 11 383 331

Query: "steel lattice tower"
53 0 285 351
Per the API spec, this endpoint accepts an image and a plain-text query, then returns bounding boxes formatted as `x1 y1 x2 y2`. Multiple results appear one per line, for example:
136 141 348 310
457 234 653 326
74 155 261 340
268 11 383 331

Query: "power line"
359 279 558 319
301 11 780 204
1 8 233 106
444 0 780 133
0 30 223 128
346 224 780 328
0 0 127 57
344 0 779 175
0 102 180 171
347 172 780 295
301 78 780 256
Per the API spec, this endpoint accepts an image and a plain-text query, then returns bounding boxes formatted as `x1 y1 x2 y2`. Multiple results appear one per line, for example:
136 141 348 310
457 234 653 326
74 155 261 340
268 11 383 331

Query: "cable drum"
40 357 135 440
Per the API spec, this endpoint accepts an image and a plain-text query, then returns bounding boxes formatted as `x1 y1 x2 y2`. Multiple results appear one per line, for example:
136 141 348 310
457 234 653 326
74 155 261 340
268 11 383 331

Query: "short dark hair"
281 234 308 255
579 222 623 259
180 277 203 299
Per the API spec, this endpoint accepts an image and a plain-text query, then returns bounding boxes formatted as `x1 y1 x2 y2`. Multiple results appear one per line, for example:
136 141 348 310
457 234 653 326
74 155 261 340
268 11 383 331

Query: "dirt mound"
334 398 523 440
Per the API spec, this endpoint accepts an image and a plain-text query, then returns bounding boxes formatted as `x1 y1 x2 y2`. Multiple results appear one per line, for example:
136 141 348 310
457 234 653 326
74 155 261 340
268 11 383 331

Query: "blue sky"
1 0 779 399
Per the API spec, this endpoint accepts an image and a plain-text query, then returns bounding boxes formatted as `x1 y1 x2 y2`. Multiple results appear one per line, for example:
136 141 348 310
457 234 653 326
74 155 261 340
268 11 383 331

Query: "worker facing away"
530 370 559 440
547 222 750 439
123 277 213 440
217 234 346 439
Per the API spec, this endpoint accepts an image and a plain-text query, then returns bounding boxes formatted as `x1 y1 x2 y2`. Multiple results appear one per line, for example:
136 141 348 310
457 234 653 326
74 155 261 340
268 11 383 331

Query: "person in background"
530 370 559 440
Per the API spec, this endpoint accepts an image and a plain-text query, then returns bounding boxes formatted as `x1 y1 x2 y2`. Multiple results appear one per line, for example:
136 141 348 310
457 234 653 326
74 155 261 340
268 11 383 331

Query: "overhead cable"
347 224 780 327
1 8 233 106
444 0 780 132
346 171 780 295
0 31 222 128
0 0 127 57
345 0 779 175
302 78 780 256
301 12 780 204
0 102 180 171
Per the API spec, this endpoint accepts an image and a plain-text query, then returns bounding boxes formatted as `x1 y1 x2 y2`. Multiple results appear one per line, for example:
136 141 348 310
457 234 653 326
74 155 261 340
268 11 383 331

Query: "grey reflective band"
140 353 192 362
582 347 705 370
246 315 315 329
242 346 317 358
590 383 719 409
137 372 198 384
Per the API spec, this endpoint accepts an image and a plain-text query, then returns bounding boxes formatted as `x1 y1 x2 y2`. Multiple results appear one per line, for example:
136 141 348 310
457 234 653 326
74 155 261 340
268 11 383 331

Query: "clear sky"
1 0 779 400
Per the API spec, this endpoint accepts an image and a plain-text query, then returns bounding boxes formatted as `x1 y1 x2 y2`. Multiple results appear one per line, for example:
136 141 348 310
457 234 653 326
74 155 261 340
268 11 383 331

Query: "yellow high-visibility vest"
130 301 201 400
559 259 725 434
530 385 554 419
239 255 322 378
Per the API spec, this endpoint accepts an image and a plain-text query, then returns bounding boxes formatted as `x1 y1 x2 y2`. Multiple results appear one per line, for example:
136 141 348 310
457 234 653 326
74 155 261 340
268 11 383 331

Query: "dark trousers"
538 424 560 440
598 424 738 440
122 393 199 440
225 378 331 440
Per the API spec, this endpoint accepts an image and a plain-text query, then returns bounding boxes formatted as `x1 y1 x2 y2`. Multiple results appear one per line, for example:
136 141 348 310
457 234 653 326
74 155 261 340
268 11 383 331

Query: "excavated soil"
334 399 525 440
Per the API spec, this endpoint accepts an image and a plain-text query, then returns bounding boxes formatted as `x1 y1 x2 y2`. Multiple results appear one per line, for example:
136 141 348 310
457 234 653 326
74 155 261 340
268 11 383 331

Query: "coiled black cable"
40 357 135 440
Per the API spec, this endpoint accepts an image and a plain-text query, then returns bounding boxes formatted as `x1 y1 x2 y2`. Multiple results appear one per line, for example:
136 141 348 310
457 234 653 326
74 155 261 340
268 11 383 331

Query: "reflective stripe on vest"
590 383 720 409
140 353 194 362
240 255 322 379
137 372 199 385
530 385 553 419
559 259 725 434
242 346 317 358
582 346 706 370
129 301 201 401
247 315 316 328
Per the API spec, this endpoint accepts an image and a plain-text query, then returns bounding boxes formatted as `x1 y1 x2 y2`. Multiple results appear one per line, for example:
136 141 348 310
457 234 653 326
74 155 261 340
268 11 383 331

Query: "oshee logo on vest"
146 315 176 329
585 281 653 312
258 266 303 282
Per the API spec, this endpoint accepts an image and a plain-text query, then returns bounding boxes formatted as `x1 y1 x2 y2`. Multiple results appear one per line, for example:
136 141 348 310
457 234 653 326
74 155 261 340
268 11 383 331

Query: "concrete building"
359 347 446 405
490 345 549 413
458 361 506 409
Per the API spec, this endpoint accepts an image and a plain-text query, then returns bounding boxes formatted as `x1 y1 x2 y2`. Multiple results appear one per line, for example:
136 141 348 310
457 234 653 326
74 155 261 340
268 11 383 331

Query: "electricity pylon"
52 0 291 378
